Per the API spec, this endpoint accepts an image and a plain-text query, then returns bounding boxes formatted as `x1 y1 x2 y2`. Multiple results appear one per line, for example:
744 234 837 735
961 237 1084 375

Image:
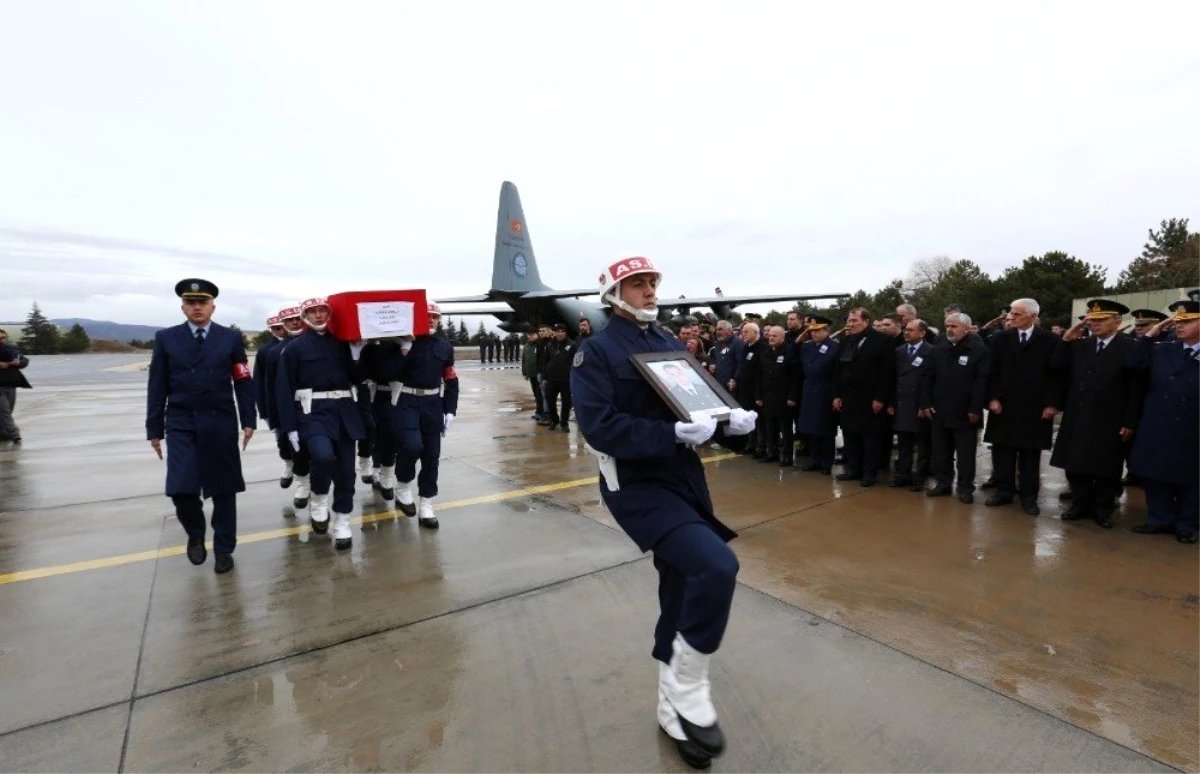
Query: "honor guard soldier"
145 278 257 574
391 302 458 528
571 256 757 769
253 315 293 485
360 338 405 509
276 306 313 507
1125 301 1199 544
275 297 367 550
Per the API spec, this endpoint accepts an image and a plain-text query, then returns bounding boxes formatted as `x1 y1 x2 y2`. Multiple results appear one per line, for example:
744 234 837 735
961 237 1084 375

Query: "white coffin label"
357 301 415 338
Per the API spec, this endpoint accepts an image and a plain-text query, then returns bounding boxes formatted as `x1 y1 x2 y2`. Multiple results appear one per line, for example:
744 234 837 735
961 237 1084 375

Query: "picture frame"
628 351 741 423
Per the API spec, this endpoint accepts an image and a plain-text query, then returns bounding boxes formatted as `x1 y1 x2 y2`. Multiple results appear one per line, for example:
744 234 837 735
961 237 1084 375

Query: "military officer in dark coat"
1050 299 1143 529
275 297 366 550
571 256 757 768
391 302 459 529
982 298 1061 516
146 279 256 574
797 316 839 473
755 325 798 466
1126 301 1199 544
890 318 933 491
919 313 990 503
833 307 895 486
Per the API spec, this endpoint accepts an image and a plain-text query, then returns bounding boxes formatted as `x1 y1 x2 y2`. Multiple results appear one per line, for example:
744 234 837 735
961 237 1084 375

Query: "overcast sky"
2 1 1197 329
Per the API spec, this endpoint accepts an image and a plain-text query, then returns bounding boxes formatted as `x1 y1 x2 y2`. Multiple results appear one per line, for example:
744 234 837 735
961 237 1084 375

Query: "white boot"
358 456 373 483
309 492 330 535
280 459 295 488
417 496 439 529
292 474 311 509
663 633 724 756
371 466 381 489
659 662 713 767
332 510 352 549
395 475 416 516
377 465 397 501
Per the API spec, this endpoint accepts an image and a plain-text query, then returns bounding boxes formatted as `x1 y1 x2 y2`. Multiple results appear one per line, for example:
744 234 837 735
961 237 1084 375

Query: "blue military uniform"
393 333 459 503
360 340 404 500
275 329 365 517
570 314 738 665
797 337 840 471
146 319 256 555
1126 330 1199 541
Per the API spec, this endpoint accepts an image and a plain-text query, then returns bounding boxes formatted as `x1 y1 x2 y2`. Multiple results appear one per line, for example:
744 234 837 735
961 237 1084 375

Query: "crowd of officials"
522 294 1199 546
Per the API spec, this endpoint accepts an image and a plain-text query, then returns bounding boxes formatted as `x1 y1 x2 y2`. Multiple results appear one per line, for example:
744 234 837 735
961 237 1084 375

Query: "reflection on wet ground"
0 355 1194 772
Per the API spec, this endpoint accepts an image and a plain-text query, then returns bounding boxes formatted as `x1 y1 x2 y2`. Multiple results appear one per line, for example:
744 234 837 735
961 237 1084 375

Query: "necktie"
1020 331 1027 346
195 328 206 346
1096 340 1105 355
908 345 915 359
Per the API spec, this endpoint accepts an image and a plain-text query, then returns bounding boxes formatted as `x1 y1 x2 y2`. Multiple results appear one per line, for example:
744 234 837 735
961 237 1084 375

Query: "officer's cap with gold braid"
807 315 833 330
1084 298 1129 319
175 278 219 300
1168 300 1199 321
1131 309 1168 325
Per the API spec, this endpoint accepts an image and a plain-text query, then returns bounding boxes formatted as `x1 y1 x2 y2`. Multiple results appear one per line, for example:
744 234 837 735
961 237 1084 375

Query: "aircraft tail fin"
492 181 547 293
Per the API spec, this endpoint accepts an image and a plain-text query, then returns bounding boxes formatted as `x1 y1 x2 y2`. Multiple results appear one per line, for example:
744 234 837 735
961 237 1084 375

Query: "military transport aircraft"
435 181 849 334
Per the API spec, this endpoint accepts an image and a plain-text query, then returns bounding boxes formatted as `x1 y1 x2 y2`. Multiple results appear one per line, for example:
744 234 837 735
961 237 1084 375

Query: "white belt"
368 381 404 406
293 388 353 415
400 386 440 396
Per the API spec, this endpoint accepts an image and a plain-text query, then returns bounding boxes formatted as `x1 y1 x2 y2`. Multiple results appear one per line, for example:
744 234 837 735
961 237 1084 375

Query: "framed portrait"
629 351 740 423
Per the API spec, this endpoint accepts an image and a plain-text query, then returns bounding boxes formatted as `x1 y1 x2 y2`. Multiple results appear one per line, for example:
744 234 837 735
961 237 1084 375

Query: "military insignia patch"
573 351 585 367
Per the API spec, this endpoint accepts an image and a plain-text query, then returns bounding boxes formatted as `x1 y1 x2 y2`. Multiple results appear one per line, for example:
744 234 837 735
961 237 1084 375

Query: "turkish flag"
326 289 430 342
510 219 523 234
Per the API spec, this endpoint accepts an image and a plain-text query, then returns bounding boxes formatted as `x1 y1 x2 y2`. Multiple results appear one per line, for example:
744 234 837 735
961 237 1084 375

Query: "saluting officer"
392 302 459 529
571 256 757 769
275 298 366 550
146 279 256 574
797 315 839 473
1051 299 1142 529
1125 301 1199 544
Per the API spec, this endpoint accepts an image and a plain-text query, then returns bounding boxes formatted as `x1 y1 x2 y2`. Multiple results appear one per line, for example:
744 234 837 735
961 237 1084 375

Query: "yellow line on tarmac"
0 452 740 586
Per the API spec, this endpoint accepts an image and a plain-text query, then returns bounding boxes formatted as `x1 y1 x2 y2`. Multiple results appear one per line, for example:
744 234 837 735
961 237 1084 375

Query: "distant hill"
50 318 163 343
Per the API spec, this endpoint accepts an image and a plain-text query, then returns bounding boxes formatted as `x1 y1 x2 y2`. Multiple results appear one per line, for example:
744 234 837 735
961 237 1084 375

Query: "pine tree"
59 323 91 353
19 303 61 354
457 320 469 345
473 321 487 344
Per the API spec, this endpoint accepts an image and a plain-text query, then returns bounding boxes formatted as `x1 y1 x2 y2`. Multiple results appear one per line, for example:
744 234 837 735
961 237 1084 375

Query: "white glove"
442 413 455 436
725 408 758 436
349 341 365 361
674 415 718 446
400 336 414 354
288 430 300 452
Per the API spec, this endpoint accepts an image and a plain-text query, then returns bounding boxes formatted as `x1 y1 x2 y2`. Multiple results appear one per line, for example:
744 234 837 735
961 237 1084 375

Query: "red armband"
232 362 251 381
442 365 457 381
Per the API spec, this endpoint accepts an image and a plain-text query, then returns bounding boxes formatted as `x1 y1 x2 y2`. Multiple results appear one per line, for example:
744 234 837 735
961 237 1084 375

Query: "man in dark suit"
1051 299 1142 529
982 298 1060 516
146 279 257 574
890 318 933 490
0 328 31 445
833 307 895 486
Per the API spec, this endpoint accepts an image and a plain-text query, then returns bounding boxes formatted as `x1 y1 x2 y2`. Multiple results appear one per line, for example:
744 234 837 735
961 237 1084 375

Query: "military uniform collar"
607 314 649 342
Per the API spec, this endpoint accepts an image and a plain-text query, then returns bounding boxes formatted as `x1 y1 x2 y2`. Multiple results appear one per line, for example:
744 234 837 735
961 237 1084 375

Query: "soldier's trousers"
993 445 1041 500
932 425 978 492
172 493 237 554
358 417 375 461
1142 479 1199 536
651 522 740 663
1066 472 1121 519
895 431 931 481
307 430 356 513
544 379 572 424
396 395 442 498
275 430 312 476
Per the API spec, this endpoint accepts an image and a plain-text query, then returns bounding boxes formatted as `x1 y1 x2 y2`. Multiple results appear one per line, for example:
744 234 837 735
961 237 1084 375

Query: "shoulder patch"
573 351 585 368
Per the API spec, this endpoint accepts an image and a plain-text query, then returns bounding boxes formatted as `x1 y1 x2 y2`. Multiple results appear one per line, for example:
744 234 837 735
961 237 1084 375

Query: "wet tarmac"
0 354 1195 772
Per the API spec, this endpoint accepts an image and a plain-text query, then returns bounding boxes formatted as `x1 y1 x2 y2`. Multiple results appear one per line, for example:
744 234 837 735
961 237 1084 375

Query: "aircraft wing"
434 294 495 303
656 292 850 309
517 288 599 299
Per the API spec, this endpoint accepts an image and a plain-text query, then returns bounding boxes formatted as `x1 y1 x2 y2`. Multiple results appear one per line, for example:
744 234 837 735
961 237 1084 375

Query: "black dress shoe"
1021 501 1041 516
280 476 293 489
835 471 860 482
397 500 417 517
1177 533 1198 544
293 495 309 509
985 494 1013 507
860 478 876 487
659 727 712 770
778 458 794 467
958 491 974 504
926 486 952 497
801 462 822 471
1131 524 1174 535
889 477 912 488
186 538 207 566
675 714 725 758
214 553 234 574
1095 514 1114 529
419 516 439 530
